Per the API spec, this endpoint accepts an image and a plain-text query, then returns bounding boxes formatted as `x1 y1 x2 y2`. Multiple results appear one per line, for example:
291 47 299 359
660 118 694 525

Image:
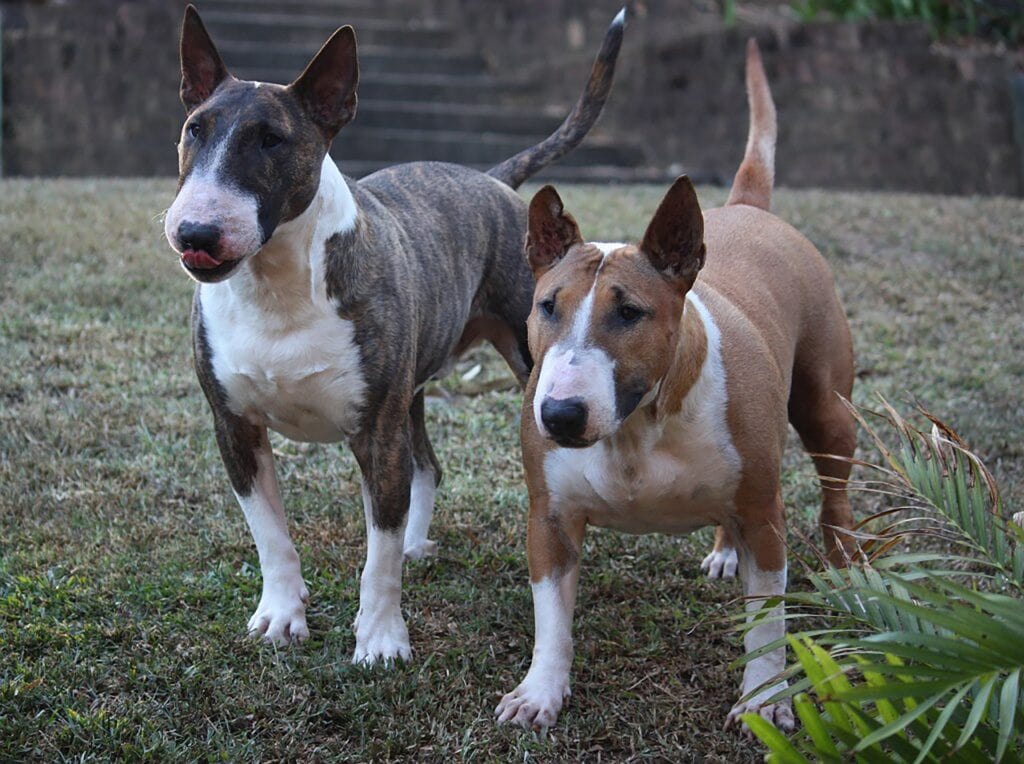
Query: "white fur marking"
237 448 309 644
590 241 625 257
403 467 438 561
496 577 574 729
200 158 365 443
727 556 793 731
701 545 739 579
533 344 618 439
533 265 619 440
164 125 267 262
352 482 411 664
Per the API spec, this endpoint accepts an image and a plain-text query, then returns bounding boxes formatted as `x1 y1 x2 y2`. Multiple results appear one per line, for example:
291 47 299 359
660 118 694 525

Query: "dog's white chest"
543 295 742 534
545 415 741 534
200 285 367 443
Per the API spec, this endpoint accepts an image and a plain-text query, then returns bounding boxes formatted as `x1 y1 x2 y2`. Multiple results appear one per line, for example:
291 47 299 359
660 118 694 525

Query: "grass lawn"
1 178 1021 761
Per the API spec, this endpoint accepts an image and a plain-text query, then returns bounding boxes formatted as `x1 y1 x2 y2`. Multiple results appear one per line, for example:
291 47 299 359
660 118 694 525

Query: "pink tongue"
182 249 222 269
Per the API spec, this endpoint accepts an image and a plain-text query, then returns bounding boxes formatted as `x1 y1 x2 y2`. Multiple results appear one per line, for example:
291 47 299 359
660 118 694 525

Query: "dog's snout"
179 221 222 254
541 397 588 442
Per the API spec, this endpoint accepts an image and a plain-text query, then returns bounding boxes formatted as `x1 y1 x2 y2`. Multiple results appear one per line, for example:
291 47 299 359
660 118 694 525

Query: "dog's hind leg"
700 525 739 579
788 326 857 566
454 311 533 388
727 493 795 733
404 390 441 561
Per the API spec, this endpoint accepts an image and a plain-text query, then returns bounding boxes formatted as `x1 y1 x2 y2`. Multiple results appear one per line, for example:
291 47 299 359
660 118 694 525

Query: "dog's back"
697 40 856 562
349 163 534 383
697 40 851 394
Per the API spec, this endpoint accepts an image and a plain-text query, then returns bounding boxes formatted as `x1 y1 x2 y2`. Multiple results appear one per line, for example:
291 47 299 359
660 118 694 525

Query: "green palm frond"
741 400 1024 761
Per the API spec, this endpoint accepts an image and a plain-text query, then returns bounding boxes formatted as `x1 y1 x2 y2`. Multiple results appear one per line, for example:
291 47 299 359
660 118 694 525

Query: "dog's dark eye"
617 304 644 324
187 123 201 140
539 298 556 318
262 133 284 150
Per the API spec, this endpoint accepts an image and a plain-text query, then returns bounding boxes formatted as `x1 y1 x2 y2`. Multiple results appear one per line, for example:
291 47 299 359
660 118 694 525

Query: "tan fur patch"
657 300 708 416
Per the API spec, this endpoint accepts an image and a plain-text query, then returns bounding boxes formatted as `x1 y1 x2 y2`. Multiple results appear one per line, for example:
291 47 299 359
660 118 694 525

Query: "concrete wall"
2 0 1021 195
1 0 186 176
441 0 1023 195
625 20 1022 195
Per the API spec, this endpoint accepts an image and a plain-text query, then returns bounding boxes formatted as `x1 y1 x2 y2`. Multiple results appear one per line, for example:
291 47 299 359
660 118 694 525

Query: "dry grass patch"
1 178 1020 761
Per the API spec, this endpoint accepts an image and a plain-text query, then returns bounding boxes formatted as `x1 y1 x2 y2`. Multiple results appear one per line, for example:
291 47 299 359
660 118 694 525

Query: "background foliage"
789 0 1023 45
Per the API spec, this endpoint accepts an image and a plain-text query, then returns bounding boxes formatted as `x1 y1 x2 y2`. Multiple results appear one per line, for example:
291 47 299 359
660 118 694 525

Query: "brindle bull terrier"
164 5 627 663
497 40 856 731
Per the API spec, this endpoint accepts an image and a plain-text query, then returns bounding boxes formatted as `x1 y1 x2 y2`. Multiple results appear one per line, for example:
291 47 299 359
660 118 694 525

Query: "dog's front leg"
497 501 585 730
217 420 309 645
726 501 795 732
350 420 414 665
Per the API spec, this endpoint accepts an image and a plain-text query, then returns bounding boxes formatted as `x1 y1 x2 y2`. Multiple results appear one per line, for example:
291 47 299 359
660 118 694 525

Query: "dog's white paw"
247 577 310 645
725 698 796 737
403 539 438 561
701 547 738 579
495 678 570 730
352 607 412 665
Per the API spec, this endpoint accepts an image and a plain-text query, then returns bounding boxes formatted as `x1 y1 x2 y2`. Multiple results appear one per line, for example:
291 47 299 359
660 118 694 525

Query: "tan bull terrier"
496 40 856 731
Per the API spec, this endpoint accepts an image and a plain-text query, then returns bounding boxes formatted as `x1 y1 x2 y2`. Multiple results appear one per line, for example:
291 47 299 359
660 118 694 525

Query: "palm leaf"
744 401 1024 762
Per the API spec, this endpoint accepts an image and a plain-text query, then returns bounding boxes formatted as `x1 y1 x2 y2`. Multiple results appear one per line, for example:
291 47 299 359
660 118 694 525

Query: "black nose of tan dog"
541 397 588 442
179 221 222 255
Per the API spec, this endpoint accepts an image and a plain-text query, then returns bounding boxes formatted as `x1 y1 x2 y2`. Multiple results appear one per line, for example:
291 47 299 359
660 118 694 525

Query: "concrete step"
202 11 454 48
216 41 486 77
354 100 562 136
332 127 646 167
198 3 648 181
232 70 531 104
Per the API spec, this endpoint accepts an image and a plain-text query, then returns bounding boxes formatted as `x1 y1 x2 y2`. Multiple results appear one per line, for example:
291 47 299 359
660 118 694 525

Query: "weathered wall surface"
440 0 1023 195
1 0 186 176
2 0 1021 195
622 20 1022 195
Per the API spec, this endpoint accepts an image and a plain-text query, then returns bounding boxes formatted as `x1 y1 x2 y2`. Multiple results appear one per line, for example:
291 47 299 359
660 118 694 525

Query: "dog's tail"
487 7 627 190
726 39 776 211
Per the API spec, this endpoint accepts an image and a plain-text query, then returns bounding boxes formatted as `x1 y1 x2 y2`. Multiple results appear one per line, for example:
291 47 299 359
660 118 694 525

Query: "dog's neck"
657 294 711 417
222 156 358 316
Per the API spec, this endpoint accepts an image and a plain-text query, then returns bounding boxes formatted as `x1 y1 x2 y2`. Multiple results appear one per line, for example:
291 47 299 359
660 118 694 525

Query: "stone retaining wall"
2 0 1021 194
1 0 185 176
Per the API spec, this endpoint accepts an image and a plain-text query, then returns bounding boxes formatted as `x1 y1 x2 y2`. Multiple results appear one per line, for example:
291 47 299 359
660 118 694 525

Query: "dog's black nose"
541 397 588 441
178 221 221 254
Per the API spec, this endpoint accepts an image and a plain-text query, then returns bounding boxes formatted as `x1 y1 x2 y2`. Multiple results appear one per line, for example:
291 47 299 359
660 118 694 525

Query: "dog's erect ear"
526 185 583 276
640 176 706 290
180 5 231 112
289 26 359 142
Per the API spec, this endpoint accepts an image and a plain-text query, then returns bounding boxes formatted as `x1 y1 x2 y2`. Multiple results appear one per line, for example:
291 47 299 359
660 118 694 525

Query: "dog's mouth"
179 249 244 282
546 431 599 449
181 248 222 270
